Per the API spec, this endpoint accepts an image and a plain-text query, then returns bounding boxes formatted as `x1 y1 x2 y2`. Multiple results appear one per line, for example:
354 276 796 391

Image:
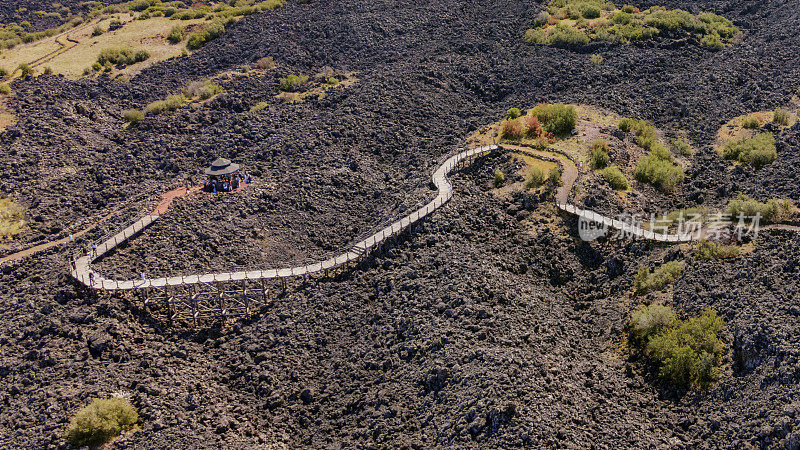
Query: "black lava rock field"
1 0 799 448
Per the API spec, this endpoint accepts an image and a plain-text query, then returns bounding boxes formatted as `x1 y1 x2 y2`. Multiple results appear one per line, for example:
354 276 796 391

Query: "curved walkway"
71 144 792 291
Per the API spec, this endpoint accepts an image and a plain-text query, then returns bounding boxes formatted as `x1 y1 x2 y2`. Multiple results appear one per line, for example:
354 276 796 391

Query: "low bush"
530 103 577 137
590 53 603 65
255 56 275 70
506 107 522 120
722 132 776 169
672 137 693 156
278 74 309 92
167 25 185 43
589 139 609 169
548 22 590 47
525 167 546 188
524 115 544 139
741 115 760 129
634 150 684 192
123 109 144 125
699 32 724 50
773 107 790 126
725 193 794 224
0 83 11 95
601 165 628 190
645 308 726 387
500 119 524 141
0 67 8 79
548 166 562 186
186 19 226 50
92 25 105 36
144 94 185 115
18 63 32 77
183 80 223 100
633 260 685 295
327 76 340 85
109 19 123 30
493 169 505 187
97 47 149 67
250 101 269 112
66 398 139 447
628 303 676 344
695 239 740 260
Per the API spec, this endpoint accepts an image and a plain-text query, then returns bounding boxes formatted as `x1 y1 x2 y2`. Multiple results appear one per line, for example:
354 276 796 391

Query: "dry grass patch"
0 198 25 240
716 109 797 148
276 71 358 103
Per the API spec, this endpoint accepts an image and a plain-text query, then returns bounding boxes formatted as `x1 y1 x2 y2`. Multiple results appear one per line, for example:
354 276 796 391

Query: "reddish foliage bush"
525 115 543 139
501 119 525 140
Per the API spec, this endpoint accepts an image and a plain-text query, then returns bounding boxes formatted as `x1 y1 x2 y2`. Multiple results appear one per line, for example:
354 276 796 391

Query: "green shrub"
0 84 11 95
250 101 269 112
695 239 740 260
633 260 684 295
530 103 577 136
773 107 790 126
619 117 661 151
278 74 309 92
92 26 105 36
628 303 676 344
601 165 628 190
634 150 684 192
645 309 725 387
493 169 505 187
548 22 590 47
97 47 150 67
0 67 8 79
581 4 601 19
18 63 32 77
66 398 139 447
186 19 226 49
123 109 144 125
506 107 522 120
144 94 186 115
672 137 693 156
741 115 761 129
548 166 562 186
327 76 339 85
590 53 603 65
722 132 776 169
725 193 794 224
183 80 223 100
589 139 609 169
525 167 546 188
700 32 724 50
167 25 185 43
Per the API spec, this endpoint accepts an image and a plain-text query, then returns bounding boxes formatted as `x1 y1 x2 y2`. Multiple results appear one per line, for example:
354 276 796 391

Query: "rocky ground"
1 0 800 448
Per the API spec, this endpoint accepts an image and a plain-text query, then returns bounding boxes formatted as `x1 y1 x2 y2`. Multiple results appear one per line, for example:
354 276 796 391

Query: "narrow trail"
69 144 773 291
9 19 95 80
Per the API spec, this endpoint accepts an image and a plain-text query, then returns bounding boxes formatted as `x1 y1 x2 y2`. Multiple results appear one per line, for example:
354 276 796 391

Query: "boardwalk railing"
71 144 700 292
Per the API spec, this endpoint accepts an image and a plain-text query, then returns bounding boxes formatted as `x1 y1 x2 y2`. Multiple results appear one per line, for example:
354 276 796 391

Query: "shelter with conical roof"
204 157 244 192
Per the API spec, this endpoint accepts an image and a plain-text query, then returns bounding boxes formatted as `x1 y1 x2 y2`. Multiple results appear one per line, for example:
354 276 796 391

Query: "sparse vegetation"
589 139 610 169
628 305 726 388
525 167 546 188
183 80 223 100
695 239 740 260
167 25 185 44
250 101 269 112
18 63 32 77
0 198 25 239
672 137 693 156
530 103 577 137
548 166 562 186
97 47 150 68
741 115 761 129
186 19 226 50
725 193 794 224
633 260 684 295
0 67 8 79
0 84 11 95
634 148 684 192
722 132 776 169
123 109 144 125
773 107 790 126
278 74 309 92
66 398 139 447
494 169 506 187
255 56 276 70
590 53 604 65
144 94 186 115
92 26 105 37
601 165 628 190
525 0 739 50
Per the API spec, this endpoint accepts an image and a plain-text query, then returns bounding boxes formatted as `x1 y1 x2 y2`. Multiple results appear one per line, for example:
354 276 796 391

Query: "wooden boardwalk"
72 144 710 292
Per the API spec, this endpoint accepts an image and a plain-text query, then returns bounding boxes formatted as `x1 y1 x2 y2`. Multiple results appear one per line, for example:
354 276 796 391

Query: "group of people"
204 172 251 193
